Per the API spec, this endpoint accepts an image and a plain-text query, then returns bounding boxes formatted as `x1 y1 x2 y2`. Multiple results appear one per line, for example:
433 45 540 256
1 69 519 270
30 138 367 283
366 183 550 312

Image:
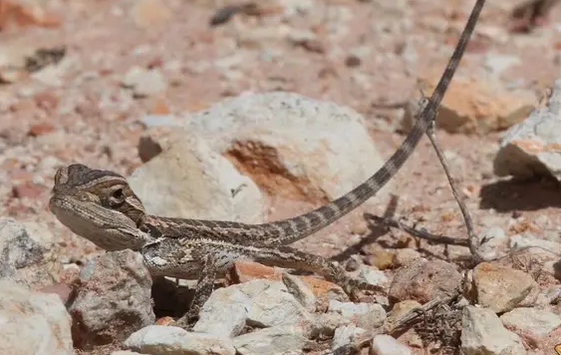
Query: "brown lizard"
49 0 485 328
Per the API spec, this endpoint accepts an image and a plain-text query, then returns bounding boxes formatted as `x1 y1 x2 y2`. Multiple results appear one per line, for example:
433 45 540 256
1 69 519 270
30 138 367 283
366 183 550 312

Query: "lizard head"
49 163 151 251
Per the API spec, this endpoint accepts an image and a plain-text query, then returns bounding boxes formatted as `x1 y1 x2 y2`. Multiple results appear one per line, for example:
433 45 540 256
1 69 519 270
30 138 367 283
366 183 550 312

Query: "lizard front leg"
141 239 220 330
172 253 217 329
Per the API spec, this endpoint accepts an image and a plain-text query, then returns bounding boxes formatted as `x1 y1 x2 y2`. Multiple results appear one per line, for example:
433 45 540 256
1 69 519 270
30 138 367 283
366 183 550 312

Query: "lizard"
49 0 485 328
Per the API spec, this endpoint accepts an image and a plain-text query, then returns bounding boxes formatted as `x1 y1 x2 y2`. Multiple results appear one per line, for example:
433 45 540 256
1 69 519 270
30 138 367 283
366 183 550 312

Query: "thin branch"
364 213 469 247
424 120 484 263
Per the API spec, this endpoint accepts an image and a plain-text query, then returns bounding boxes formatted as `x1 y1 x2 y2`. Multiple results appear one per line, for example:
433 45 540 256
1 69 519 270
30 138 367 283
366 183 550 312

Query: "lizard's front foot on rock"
170 307 200 330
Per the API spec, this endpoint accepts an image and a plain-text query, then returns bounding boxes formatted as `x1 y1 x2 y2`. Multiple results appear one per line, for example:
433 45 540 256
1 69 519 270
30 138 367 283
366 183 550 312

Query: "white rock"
509 233 561 255
535 286 561 306
483 53 521 77
195 280 314 338
233 325 309 355
193 286 251 338
0 217 58 288
184 91 391 207
328 300 386 329
477 227 508 259
124 325 235 355
500 307 561 344
129 133 265 223
461 306 527 355
0 280 73 355
357 266 390 288
332 324 366 353
312 312 350 338
246 280 314 328
131 91 391 224
282 272 317 312
122 67 166 97
494 78 561 181
370 334 412 355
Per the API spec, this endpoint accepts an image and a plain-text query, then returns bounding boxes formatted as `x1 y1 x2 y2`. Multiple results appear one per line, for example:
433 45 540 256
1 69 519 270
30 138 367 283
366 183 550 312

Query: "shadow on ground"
479 176 561 212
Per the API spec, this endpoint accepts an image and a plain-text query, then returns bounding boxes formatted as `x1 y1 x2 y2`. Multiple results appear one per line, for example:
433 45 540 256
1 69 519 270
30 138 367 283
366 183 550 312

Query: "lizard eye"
112 188 125 200
105 187 127 208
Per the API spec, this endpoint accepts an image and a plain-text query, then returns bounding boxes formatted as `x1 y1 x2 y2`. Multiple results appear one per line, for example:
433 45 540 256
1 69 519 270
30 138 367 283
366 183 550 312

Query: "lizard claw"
170 307 200 330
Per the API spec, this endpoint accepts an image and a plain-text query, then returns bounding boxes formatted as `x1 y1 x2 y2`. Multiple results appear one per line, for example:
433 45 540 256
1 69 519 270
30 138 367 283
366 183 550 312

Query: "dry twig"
333 291 462 355
424 119 485 263
364 213 469 247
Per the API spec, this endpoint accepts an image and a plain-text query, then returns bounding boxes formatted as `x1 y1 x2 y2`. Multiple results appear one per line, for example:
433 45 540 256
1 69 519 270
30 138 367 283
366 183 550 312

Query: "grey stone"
68 250 155 349
494 78 561 181
500 307 561 346
461 306 526 355
246 280 314 328
186 91 391 206
193 286 251 338
194 280 314 338
328 300 386 329
0 280 73 355
282 272 317 312
128 132 265 224
233 325 309 355
477 227 508 260
0 217 58 288
331 324 365 353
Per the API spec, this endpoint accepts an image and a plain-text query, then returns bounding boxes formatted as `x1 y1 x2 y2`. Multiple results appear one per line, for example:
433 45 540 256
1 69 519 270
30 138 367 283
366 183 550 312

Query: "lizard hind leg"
251 245 385 300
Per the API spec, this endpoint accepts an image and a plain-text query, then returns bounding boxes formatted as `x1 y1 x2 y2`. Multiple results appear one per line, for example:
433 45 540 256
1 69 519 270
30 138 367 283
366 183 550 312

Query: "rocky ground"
2 0 561 354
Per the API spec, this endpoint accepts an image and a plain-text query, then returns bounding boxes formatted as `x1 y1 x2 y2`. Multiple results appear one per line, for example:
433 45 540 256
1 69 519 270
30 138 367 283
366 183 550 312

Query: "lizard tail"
264 0 485 245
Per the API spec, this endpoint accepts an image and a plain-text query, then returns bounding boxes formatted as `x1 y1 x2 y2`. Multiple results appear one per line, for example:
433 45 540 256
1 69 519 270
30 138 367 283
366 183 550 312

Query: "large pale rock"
500 307 561 347
0 217 59 288
494 78 561 181
124 325 235 355
132 91 391 223
461 306 527 355
246 279 314 328
328 300 386 329
233 325 310 355
194 279 314 338
186 91 391 205
370 334 412 355
509 233 561 255
68 250 155 349
0 280 73 355
192 285 250 338
331 324 365 353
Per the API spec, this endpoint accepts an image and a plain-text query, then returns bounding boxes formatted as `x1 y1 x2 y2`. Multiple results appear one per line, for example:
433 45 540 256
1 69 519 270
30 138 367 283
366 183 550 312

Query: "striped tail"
263 0 486 245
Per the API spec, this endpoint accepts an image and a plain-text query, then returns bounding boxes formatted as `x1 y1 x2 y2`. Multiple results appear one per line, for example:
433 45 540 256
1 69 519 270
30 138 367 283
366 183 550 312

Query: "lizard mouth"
49 195 146 252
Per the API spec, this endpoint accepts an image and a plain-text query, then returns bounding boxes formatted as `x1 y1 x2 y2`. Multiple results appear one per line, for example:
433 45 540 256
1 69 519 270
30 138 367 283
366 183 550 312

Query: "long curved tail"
262 0 486 245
